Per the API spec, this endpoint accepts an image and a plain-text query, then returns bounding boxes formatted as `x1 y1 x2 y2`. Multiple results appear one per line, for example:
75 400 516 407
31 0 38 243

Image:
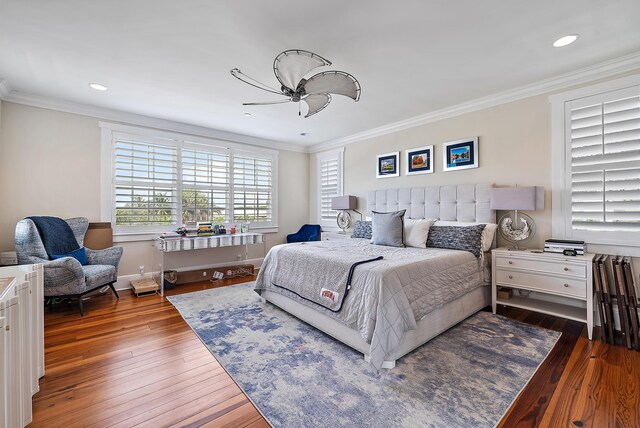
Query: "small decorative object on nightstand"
491 247 595 339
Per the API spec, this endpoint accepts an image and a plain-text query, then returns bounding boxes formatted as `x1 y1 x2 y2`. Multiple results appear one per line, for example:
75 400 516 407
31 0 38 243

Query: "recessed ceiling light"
553 34 579 48
300 132 309 136
244 112 252 117
89 83 108 91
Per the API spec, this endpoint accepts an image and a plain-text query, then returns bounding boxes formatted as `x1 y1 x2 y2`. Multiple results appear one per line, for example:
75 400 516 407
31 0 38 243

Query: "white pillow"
433 221 498 252
404 218 437 248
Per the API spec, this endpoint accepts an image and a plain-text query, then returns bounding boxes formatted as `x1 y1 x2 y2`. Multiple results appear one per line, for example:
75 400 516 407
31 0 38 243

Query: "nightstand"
321 231 352 241
491 248 595 339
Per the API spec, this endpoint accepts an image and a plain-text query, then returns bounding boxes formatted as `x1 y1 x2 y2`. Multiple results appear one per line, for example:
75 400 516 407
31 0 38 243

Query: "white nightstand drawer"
495 256 586 278
495 270 586 299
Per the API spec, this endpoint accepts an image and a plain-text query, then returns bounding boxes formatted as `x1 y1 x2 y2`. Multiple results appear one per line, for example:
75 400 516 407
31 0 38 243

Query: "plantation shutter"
232 153 274 225
181 145 230 224
318 150 343 227
113 138 178 226
568 86 640 236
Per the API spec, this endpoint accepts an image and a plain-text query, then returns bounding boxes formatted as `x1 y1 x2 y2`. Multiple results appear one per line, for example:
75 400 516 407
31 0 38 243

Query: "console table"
152 233 266 295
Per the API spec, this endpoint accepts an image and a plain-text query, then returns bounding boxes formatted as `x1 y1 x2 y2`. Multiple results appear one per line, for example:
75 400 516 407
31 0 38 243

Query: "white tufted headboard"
366 184 495 223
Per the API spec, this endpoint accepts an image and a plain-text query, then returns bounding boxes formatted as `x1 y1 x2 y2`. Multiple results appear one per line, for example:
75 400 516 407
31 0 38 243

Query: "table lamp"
331 196 358 234
490 186 544 250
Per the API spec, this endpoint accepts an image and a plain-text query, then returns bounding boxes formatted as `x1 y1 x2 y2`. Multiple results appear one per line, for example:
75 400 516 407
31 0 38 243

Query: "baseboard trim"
114 258 264 290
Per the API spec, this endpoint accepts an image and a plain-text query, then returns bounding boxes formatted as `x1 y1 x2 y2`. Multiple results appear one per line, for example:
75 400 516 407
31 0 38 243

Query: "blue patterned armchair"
287 224 321 243
15 217 123 316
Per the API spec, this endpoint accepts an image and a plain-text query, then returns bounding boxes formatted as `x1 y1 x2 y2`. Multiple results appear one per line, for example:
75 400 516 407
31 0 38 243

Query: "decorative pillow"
351 220 372 239
371 210 406 247
434 221 498 252
51 246 88 265
426 225 486 257
404 218 437 248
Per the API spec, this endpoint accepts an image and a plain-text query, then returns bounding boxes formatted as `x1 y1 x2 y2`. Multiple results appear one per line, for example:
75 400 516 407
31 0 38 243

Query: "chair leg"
78 297 84 317
109 283 120 299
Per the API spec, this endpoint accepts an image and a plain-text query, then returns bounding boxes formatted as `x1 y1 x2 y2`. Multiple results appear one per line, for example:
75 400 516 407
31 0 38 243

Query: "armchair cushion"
83 265 117 289
51 247 88 265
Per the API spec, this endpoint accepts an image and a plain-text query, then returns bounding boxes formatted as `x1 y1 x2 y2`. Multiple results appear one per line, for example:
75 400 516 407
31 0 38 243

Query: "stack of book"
544 239 585 255
196 222 214 236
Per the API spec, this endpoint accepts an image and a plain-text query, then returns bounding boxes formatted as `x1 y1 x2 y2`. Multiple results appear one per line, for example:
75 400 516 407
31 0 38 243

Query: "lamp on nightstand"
490 186 544 250
331 196 359 234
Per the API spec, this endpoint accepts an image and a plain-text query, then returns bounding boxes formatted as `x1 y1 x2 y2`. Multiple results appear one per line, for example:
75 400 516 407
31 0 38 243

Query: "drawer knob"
508 261 513 265
564 283 570 288
508 275 513 279
564 267 569 271
4 326 9 331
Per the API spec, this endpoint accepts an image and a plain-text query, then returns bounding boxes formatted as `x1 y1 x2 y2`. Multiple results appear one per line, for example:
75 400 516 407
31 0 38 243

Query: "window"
101 123 278 236
317 149 344 228
114 138 178 228
551 77 640 246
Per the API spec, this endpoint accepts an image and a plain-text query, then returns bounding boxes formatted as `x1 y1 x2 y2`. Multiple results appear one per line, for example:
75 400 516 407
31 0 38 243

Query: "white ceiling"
1 0 640 148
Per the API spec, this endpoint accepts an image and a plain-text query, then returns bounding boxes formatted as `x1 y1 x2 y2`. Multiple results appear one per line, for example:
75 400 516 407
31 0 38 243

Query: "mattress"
255 238 490 368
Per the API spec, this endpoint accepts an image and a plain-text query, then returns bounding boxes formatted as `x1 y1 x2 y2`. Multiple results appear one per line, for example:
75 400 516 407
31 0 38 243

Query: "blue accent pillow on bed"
426 224 486 257
51 246 88 265
351 220 372 239
371 210 406 247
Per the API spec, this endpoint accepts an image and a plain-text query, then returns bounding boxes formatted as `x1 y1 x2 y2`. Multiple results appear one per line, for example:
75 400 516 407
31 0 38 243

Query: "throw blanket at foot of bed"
268 242 382 311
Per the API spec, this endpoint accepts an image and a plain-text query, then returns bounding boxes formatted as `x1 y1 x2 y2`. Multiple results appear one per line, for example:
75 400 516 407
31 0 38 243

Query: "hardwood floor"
31 278 640 427
32 277 268 428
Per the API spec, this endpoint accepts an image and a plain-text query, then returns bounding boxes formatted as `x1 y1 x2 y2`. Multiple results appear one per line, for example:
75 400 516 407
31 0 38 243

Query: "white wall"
312 94 553 249
0 102 310 276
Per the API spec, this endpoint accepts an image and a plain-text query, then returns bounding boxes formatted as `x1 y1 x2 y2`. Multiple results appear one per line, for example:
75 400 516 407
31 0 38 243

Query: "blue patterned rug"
168 283 560 428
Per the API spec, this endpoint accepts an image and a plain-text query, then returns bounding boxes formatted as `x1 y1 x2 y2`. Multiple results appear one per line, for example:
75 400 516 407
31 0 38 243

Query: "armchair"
287 224 321 243
15 217 123 316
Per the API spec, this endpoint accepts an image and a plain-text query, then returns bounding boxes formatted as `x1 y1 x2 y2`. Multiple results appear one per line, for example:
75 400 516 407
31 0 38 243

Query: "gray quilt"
255 239 489 369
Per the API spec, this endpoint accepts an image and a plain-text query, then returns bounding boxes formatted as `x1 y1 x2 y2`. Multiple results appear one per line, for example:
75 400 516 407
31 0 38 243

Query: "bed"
255 184 495 369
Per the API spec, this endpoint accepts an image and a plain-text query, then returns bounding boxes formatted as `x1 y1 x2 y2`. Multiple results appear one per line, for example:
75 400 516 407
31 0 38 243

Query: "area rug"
168 283 560 428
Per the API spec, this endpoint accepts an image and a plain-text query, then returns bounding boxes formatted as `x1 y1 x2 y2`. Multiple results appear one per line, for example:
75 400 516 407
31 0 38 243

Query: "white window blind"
233 154 274 225
113 138 178 227
317 150 343 227
105 125 278 234
568 87 640 238
181 146 230 224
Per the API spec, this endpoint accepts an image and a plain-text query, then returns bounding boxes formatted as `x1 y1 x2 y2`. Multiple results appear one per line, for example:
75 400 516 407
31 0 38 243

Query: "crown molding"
2 89 308 153
309 51 640 153
0 79 12 100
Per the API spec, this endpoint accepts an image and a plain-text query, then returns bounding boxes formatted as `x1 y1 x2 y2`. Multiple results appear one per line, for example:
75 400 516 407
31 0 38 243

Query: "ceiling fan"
230 49 361 118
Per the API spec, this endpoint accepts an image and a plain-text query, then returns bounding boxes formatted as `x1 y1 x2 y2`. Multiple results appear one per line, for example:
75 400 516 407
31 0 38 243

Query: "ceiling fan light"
553 34 579 47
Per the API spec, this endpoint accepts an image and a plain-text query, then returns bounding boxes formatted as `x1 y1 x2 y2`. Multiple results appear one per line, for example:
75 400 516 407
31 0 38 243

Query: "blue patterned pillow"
351 220 372 239
426 225 486 257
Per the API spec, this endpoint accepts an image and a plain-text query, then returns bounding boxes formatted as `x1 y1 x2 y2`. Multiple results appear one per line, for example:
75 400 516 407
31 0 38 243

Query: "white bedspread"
255 239 489 369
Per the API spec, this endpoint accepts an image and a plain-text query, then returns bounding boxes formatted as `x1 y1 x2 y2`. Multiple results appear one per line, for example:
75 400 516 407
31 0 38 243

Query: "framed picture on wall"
442 137 478 172
405 145 433 175
376 151 399 178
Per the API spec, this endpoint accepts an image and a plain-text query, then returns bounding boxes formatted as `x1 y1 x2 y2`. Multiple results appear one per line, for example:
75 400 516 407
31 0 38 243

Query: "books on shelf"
544 238 585 255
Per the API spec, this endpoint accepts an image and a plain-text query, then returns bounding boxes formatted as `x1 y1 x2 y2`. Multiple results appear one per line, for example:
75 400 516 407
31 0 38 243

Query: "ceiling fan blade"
230 68 284 95
273 50 331 92
243 99 293 106
304 71 361 101
303 93 331 118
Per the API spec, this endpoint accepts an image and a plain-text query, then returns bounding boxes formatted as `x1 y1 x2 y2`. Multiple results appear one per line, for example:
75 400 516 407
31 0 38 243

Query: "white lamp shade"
331 195 357 210
490 187 544 211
